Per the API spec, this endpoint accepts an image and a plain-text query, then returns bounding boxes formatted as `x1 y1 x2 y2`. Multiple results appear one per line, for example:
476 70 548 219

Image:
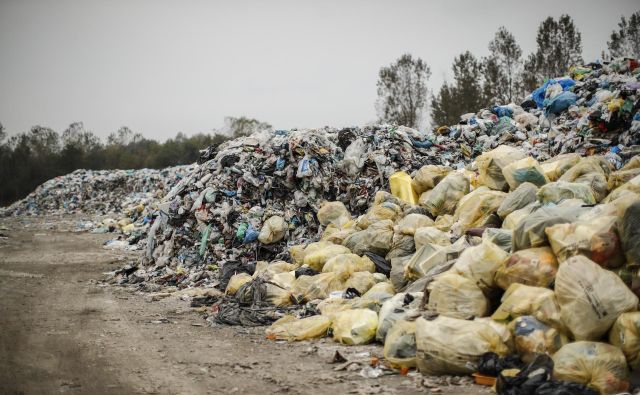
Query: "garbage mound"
116 58 640 392
0 166 191 229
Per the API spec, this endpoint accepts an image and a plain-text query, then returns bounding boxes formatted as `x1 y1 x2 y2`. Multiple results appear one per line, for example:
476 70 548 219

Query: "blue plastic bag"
532 78 576 108
545 91 577 115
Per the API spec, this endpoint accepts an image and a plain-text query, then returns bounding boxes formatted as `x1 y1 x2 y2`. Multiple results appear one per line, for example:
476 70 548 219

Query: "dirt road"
0 215 485 395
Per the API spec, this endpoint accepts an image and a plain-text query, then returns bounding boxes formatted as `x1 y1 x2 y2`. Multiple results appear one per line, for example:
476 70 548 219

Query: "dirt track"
0 215 485 395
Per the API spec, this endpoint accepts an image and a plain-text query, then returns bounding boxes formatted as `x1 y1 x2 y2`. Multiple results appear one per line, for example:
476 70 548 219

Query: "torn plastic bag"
537 181 596 205
393 213 434 236
343 219 394 256
540 153 581 182
495 247 558 290
482 228 513 252
492 284 564 331
510 316 569 363
497 182 539 219
411 165 452 195
452 240 509 291
265 315 331 341
344 271 376 295
426 272 489 319
389 171 418 205
331 308 378 345
303 244 352 272
421 172 470 217
450 188 506 237
258 215 287 244
317 201 351 227
545 215 624 268
555 256 638 340
404 236 469 281
512 201 590 251
476 145 527 191
415 315 510 376
609 312 640 370
225 272 253 295
553 341 629 395
502 157 549 190
413 227 451 250
384 320 418 369
376 292 423 342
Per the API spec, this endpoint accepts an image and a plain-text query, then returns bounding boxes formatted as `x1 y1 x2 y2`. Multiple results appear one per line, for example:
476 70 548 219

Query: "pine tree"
608 11 640 58
431 82 459 127
376 53 431 128
521 15 583 92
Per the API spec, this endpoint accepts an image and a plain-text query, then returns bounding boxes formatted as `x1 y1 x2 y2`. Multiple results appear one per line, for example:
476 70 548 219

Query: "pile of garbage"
0 166 192 239
105 59 640 394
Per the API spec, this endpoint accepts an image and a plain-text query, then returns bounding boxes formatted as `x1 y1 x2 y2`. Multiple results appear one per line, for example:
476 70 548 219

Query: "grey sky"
1 0 638 140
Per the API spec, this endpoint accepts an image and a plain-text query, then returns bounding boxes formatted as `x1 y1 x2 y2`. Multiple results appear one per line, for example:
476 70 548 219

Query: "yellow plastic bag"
555 255 639 340
452 240 510 291
342 219 394 256
476 145 526 191
609 312 640 370
253 260 297 278
404 237 469 281
289 275 315 304
303 271 349 301
320 220 357 245
497 182 538 219
289 244 307 265
332 308 378 345
495 247 557 290
434 214 454 232
415 315 510 375
605 174 640 203
413 226 450 250
389 171 418 205
264 272 295 306
361 281 395 302
317 201 351 226
502 157 549 190
421 172 470 217
546 215 624 268
384 320 418 368
608 168 640 191
509 315 569 363
394 213 434 235
357 202 403 229
537 181 596 205
553 341 629 395
411 165 452 195
559 157 612 202
265 315 331 341
492 283 564 331
303 244 352 272
540 153 581 181
427 272 489 319
451 188 506 236
502 202 537 230
225 272 253 295
344 271 376 295
322 253 374 276
258 215 287 244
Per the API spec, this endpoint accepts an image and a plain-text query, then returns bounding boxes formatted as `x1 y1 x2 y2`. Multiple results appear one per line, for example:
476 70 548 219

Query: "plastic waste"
476 145 527 191
343 219 394 256
415 315 509 376
492 284 564 331
495 247 557 290
411 165 452 195
510 315 569 363
555 256 638 340
482 228 513 252
537 181 596 205
389 171 418 205
426 272 489 319
421 172 470 217
317 201 351 226
450 187 506 236
404 236 469 281
553 341 629 395
540 153 581 181
413 226 450 250
502 157 549 190
258 215 287 244
376 292 423 342
497 182 538 219
452 240 510 291
393 214 434 236
383 320 417 368
609 312 640 370
331 308 378 345
303 244 352 272
225 272 253 295
265 315 331 341
322 253 374 276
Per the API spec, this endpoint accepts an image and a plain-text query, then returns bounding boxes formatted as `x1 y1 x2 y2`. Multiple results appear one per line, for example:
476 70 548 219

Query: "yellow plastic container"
389 171 418 205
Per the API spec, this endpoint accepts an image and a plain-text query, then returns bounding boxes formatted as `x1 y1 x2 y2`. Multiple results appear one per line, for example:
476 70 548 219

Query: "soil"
0 215 487 395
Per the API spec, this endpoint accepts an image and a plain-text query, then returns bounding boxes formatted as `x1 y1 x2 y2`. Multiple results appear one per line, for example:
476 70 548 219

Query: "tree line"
0 117 271 206
377 12 640 128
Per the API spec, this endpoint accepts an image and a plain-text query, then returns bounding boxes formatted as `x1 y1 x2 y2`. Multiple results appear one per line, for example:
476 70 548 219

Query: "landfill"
5 57 640 394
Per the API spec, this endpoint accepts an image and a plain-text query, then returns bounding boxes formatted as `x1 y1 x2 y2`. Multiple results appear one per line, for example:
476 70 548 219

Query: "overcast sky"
1 0 638 140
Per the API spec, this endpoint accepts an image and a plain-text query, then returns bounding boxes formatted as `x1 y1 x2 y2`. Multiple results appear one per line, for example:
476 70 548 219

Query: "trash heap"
106 59 640 394
0 166 191 238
